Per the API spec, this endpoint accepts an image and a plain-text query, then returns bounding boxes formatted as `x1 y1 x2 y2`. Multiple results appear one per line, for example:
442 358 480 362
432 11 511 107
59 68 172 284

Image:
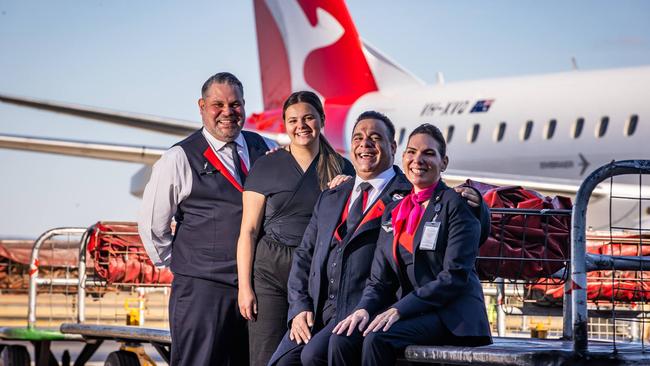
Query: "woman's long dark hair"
282 91 346 190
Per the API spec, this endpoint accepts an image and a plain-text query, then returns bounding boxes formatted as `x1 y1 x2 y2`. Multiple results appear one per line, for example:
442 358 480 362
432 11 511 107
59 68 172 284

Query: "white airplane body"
1 0 648 231
346 66 649 180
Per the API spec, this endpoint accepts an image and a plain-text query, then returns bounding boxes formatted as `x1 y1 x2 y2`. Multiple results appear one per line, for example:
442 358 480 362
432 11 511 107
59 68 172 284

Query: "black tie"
226 141 246 185
347 182 372 233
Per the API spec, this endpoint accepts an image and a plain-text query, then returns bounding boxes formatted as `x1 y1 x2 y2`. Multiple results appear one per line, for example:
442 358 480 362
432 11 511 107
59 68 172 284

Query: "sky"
0 1 649 238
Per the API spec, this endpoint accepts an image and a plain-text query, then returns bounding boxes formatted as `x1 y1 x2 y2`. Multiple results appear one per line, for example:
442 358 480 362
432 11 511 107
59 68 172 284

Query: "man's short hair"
354 110 396 141
408 123 447 157
201 72 244 97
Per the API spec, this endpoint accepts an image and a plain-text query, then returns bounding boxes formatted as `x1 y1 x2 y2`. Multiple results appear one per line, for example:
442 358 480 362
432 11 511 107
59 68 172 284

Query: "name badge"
420 221 441 251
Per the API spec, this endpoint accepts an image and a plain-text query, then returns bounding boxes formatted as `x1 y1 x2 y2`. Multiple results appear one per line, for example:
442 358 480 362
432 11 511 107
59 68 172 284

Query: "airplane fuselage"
342 66 650 230
346 66 649 182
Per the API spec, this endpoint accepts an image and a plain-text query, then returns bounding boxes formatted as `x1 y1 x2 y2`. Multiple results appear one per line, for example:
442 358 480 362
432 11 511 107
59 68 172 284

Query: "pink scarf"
392 182 438 236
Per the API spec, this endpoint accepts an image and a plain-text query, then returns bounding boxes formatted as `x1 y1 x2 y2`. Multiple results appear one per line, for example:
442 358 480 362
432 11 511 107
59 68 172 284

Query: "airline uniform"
242 149 354 366
139 128 275 366
333 181 492 366
271 167 413 366
271 170 491 366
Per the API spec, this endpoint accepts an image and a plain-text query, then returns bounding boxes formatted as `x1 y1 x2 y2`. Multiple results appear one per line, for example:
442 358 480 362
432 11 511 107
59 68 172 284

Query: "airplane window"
494 122 506 142
446 125 455 143
398 128 406 145
521 120 533 141
573 117 584 138
596 116 609 138
626 115 638 136
468 123 480 143
545 119 557 140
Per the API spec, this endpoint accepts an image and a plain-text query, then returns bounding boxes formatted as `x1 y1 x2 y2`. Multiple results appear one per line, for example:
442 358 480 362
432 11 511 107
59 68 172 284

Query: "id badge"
420 221 441 251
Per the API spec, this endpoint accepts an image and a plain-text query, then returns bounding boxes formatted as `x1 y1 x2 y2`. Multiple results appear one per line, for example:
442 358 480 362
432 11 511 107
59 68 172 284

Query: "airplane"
0 0 648 232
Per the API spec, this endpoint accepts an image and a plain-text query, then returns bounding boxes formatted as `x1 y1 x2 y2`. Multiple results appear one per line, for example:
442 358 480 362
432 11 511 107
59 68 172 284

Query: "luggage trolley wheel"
1 345 31 366
104 350 140 366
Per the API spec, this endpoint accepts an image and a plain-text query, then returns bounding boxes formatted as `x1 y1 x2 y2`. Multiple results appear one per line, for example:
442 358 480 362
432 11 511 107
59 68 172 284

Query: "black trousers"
169 273 248 366
249 238 295 366
321 312 452 366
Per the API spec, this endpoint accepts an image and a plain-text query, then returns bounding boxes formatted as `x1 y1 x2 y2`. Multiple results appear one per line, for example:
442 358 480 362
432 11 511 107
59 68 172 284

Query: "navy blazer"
286 168 413 324
269 168 411 363
356 181 492 344
270 171 491 363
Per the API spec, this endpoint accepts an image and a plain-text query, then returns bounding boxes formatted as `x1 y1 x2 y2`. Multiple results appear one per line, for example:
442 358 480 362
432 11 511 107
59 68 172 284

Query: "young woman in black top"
237 91 354 366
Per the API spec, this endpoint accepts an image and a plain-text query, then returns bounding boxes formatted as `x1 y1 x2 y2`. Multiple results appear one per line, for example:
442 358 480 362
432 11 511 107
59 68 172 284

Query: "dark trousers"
274 320 337 366
249 238 295 366
360 312 451 366
169 273 248 366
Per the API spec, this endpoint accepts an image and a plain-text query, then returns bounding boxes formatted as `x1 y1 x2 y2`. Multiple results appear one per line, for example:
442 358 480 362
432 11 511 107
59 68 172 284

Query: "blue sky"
0 1 649 237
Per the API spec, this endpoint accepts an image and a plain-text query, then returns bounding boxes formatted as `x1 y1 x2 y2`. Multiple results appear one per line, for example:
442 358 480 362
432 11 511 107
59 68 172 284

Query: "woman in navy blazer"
333 123 492 366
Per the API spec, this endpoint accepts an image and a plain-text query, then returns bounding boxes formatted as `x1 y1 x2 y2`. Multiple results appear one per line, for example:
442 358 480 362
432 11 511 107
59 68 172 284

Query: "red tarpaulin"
531 233 650 303
87 222 173 284
0 240 79 267
0 240 82 291
467 180 572 281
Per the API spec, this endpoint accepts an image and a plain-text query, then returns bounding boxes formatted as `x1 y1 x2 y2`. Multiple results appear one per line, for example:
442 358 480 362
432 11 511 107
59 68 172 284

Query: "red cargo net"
467 180 572 281
0 240 81 292
87 222 173 285
531 233 650 303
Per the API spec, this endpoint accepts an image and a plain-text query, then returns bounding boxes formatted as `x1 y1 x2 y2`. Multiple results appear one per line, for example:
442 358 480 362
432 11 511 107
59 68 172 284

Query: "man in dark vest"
139 72 276 366
270 111 489 365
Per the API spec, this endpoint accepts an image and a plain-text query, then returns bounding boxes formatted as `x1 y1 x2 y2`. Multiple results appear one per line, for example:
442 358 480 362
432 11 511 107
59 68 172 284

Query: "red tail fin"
250 0 379 150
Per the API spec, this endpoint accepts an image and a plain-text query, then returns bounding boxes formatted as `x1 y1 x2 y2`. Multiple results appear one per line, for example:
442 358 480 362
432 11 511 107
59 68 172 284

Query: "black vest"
171 129 269 285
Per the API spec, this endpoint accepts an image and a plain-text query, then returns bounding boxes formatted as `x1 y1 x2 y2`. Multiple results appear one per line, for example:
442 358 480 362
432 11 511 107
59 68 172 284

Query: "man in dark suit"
139 73 276 366
332 123 492 365
270 112 488 366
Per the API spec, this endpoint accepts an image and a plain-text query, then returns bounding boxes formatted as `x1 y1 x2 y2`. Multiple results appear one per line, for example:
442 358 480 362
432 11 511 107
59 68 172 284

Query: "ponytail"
317 135 346 191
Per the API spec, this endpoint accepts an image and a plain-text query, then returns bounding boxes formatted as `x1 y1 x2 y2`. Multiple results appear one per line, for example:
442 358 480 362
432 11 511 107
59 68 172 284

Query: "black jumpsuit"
243 149 354 366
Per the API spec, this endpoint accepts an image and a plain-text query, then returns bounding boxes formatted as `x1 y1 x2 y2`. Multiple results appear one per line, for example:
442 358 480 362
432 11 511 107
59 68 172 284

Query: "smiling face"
402 133 448 191
284 102 322 148
350 118 396 179
198 82 245 142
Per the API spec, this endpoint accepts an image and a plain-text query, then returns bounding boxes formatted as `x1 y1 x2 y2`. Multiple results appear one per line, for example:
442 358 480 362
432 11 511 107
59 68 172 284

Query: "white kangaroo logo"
265 0 345 92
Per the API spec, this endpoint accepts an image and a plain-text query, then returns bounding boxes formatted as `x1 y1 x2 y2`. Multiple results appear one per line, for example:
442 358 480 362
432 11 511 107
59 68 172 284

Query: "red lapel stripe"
356 199 385 232
203 147 243 192
334 194 352 242
392 230 400 265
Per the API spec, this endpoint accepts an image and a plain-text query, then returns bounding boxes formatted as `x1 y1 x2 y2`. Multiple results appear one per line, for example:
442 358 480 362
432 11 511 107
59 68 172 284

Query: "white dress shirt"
138 129 276 267
349 167 396 213
202 129 250 185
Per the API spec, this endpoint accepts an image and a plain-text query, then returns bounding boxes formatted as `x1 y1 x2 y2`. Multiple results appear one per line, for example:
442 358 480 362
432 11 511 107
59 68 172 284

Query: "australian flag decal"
470 99 494 113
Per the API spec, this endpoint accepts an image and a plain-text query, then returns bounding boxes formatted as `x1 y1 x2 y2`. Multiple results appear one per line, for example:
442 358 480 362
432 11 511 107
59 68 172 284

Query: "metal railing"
571 159 650 355
27 227 87 329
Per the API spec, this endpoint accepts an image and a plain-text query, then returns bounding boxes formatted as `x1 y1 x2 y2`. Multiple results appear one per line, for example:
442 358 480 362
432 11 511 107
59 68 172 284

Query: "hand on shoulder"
454 186 481 208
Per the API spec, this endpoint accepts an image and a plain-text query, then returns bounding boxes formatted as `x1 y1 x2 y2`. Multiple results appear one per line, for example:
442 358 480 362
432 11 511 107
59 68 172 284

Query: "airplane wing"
0 133 165 164
0 93 199 136
0 93 290 144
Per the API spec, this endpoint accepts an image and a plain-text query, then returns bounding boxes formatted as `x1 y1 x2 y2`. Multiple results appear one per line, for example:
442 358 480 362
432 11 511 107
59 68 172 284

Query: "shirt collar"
353 166 396 194
201 128 245 152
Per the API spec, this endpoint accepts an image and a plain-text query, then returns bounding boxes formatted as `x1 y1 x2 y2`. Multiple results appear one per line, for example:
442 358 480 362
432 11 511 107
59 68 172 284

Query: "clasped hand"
290 311 314 344
333 308 400 336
